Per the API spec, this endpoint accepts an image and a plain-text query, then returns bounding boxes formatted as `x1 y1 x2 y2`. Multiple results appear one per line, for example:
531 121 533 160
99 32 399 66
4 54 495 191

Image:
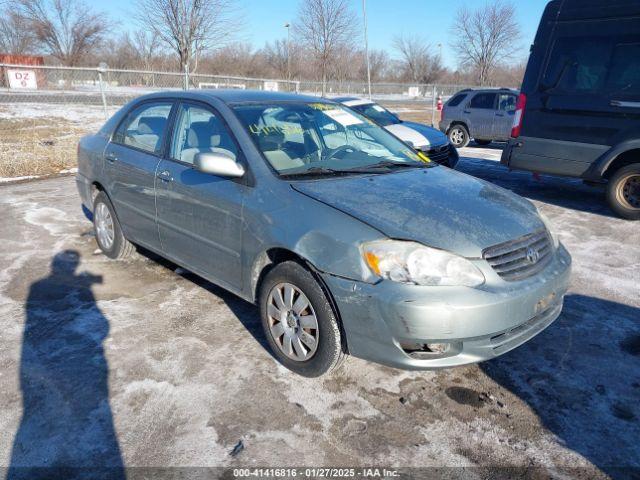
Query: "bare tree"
450 0 521 85
134 0 241 73
17 0 109 66
393 35 444 85
366 49 390 83
263 39 298 79
0 9 36 55
295 0 357 95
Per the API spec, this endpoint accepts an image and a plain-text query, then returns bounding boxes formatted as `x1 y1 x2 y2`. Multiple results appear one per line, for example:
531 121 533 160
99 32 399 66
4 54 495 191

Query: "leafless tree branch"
449 0 521 85
17 0 109 66
295 0 357 95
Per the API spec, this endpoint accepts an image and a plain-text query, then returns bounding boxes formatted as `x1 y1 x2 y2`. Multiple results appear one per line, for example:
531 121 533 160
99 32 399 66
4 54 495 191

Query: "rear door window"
113 102 173 154
469 93 497 109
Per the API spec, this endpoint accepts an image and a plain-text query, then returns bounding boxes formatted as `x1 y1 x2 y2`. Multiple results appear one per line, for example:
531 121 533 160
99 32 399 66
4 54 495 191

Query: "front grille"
422 144 450 163
483 229 553 281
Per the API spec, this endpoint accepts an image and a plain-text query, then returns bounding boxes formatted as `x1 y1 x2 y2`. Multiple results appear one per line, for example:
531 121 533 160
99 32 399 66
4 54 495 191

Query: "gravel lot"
0 145 638 478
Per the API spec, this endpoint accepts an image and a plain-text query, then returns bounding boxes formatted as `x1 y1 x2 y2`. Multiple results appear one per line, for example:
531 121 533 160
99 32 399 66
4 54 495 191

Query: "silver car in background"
77 90 571 377
335 97 459 168
439 88 519 148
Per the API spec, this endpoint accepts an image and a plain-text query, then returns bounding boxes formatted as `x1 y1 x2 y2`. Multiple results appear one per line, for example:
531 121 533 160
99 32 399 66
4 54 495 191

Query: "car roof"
332 96 375 107
457 87 519 94
133 89 334 105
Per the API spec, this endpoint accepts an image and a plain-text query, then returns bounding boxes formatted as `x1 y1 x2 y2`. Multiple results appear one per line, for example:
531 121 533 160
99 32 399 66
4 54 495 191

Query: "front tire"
259 261 345 377
93 191 135 258
606 163 640 220
448 124 470 148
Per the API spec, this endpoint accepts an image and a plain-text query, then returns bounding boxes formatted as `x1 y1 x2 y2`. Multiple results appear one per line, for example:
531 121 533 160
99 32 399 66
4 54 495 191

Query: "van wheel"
448 125 470 148
259 261 346 377
93 191 135 258
475 139 492 146
607 163 640 220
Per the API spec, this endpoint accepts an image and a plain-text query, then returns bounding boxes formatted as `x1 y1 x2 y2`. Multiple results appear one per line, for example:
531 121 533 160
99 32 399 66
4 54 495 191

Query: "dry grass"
381 101 438 125
0 117 91 178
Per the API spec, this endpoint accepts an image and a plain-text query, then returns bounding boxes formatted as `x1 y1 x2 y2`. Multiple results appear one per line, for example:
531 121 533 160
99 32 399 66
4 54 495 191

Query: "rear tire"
93 191 135 258
607 163 640 220
475 139 492 146
448 124 470 148
259 261 345 377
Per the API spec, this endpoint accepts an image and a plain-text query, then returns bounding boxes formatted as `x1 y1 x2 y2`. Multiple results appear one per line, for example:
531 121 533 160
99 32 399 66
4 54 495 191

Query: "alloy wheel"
95 202 115 250
266 282 319 361
450 128 465 146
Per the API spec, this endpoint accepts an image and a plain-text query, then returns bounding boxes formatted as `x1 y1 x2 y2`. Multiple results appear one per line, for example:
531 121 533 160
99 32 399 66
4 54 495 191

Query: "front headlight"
362 240 485 287
538 211 560 249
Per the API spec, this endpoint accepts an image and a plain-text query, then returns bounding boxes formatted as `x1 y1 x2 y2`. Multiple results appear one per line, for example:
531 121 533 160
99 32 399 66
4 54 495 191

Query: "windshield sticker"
416 151 431 163
324 109 363 127
248 124 304 136
309 103 337 111
403 149 430 163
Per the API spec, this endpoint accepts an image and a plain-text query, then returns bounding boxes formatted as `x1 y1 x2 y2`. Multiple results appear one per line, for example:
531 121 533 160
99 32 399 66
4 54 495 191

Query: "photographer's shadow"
8 250 124 479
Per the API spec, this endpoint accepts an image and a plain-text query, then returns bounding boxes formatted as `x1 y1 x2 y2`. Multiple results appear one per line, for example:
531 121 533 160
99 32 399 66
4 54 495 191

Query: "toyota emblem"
526 247 540 264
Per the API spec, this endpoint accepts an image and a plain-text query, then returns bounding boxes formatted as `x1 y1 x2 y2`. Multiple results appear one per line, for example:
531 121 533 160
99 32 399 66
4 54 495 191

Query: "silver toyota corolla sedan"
77 90 571 377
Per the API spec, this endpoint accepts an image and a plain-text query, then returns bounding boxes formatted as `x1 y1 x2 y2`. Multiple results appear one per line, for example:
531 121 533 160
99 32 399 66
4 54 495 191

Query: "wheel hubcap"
450 129 464 146
266 282 319 362
95 203 115 250
617 174 640 210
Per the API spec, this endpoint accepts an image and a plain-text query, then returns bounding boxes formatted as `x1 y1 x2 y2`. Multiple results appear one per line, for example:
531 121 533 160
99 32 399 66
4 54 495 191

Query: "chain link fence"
0 63 497 178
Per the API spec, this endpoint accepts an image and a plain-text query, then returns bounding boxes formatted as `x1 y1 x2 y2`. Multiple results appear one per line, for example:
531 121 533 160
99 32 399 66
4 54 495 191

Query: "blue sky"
102 0 549 69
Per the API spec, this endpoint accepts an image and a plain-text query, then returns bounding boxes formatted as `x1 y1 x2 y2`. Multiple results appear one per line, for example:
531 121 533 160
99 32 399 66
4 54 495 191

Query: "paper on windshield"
372 105 385 112
324 109 363 127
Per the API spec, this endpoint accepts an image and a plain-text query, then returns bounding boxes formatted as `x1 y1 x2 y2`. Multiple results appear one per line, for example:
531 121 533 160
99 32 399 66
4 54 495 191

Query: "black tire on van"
606 163 640 220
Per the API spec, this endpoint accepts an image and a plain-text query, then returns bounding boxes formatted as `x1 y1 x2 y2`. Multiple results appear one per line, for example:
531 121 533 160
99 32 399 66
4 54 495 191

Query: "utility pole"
362 0 372 99
284 22 292 84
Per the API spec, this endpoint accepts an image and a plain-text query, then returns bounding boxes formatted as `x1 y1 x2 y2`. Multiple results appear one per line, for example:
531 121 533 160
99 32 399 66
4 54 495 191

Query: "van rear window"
544 35 640 96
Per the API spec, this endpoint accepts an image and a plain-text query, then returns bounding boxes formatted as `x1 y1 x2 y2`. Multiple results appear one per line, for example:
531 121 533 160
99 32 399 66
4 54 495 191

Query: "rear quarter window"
447 93 467 107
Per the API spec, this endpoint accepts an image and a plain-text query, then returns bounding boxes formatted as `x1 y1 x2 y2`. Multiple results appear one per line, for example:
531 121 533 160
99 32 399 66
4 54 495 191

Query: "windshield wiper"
346 160 428 172
280 166 341 178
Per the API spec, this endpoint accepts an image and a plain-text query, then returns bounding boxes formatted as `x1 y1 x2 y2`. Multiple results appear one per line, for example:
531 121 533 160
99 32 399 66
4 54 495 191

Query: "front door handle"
495 112 504 117
105 153 118 163
157 170 173 182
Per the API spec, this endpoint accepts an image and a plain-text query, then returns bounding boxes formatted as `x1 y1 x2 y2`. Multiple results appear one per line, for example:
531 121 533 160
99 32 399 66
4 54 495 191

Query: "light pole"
362 0 372 99
284 22 291 84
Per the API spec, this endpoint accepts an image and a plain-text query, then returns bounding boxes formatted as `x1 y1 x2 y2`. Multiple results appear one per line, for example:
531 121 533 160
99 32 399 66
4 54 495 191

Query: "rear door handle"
156 170 173 182
105 153 118 163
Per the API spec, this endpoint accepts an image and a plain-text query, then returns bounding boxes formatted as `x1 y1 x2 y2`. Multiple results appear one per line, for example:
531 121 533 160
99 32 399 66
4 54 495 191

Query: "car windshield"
233 102 430 176
349 102 399 127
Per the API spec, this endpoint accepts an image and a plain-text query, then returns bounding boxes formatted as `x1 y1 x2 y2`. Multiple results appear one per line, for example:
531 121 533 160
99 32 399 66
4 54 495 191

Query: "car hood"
291 168 543 258
385 121 448 149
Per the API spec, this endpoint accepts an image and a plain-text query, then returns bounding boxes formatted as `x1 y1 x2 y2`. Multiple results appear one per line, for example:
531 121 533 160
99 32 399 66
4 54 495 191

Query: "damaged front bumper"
322 243 572 370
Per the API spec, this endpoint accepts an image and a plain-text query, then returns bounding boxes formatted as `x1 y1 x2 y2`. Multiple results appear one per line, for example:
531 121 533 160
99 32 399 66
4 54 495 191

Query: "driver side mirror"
194 152 245 178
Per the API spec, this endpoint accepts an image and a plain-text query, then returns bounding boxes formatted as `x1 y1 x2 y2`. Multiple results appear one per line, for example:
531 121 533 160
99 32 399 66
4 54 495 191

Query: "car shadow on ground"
456 148 616 218
481 294 640 477
9 250 125 480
